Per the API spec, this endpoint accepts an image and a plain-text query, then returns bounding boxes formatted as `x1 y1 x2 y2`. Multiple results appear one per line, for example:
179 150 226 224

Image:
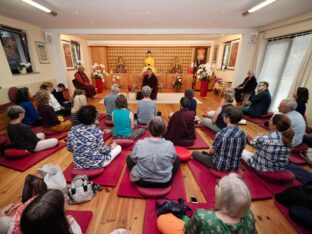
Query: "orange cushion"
175 146 191 161
114 139 134 148
104 119 114 126
4 149 32 158
136 186 171 198
255 170 295 184
71 167 104 178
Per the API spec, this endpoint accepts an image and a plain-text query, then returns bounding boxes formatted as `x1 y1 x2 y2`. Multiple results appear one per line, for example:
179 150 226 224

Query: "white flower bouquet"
173 76 183 89
196 63 213 81
18 62 31 70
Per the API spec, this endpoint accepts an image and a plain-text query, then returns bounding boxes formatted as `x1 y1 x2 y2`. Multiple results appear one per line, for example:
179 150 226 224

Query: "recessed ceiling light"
90 21 94 25
221 11 225 14
21 0 57 16
75 11 79 15
146 10 150 14
242 0 277 16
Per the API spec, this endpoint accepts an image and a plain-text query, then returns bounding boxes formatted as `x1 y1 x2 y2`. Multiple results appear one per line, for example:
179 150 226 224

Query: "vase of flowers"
17 63 31 74
92 63 106 93
158 83 164 92
196 63 213 97
173 76 183 92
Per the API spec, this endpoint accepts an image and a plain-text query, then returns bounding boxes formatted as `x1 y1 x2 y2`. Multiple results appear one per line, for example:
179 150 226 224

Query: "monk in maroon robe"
164 97 196 146
142 68 158 100
74 66 96 98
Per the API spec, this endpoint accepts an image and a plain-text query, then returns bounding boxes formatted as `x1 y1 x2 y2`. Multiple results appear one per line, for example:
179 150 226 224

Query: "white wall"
0 14 56 103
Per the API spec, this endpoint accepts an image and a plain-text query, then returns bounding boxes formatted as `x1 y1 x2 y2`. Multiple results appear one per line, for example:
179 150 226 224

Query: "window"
258 32 312 111
221 42 231 69
0 25 33 74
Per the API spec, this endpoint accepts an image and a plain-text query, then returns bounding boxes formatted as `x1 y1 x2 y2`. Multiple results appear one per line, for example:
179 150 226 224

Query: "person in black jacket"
235 71 258 102
242 82 271 118
293 87 309 117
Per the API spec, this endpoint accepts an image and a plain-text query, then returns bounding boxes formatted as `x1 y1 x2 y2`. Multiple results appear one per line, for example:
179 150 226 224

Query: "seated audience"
157 173 256 234
112 94 145 139
164 97 196 146
68 105 121 169
126 116 180 187
235 71 257 102
184 88 197 114
192 106 247 171
15 87 42 126
293 87 309 117
242 82 271 118
21 189 82 234
137 85 157 125
202 89 234 132
104 84 120 120
71 93 88 126
6 106 58 152
36 90 71 132
278 99 306 146
242 114 294 172
74 65 96 98
52 83 70 106
40 82 71 116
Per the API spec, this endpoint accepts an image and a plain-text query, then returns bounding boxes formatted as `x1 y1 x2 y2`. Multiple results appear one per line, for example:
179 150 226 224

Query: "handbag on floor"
38 164 67 192
156 198 193 219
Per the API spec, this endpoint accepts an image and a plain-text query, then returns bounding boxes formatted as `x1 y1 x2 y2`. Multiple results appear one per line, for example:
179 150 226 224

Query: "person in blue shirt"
184 88 197 115
16 87 42 126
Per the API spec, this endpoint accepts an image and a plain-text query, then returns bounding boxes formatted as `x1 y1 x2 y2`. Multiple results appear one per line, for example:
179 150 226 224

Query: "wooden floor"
0 90 308 234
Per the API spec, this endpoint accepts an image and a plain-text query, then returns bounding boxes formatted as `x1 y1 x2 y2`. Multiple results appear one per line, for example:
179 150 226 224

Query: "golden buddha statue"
170 56 183 73
115 56 127 73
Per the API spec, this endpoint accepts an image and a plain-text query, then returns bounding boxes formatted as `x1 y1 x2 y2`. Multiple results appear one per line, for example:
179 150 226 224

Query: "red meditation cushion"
136 186 172 198
104 119 114 126
71 167 104 179
174 146 192 161
260 112 274 119
292 143 308 153
43 129 57 136
210 169 241 178
0 136 8 146
255 170 295 184
4 149 32 158
114 139 135 148
137 124 147 129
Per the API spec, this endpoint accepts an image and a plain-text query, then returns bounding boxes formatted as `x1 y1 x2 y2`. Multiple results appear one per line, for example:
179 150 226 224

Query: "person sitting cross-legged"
67 105 121 169
192 106 247 171
104 84 120 120
126 116 180 188
184 88 197 115
137 85 157 125
6 105 58 152
157 173 256 234
242 114 294 172
112 94 145 140
71 93 88 126
164 97 196 146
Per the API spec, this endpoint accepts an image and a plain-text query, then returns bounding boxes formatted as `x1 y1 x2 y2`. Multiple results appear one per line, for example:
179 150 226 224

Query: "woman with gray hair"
104 84 120 120
157 173 256 233
136 85 157 125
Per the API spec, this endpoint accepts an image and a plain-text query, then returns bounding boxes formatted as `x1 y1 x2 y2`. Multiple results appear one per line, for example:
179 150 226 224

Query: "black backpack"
156 198 193 218
275 185 312 209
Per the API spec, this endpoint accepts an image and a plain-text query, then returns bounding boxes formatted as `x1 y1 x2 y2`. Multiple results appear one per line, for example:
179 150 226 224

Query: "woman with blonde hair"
157 173 256 233
71 94 88 126
36 90 71 132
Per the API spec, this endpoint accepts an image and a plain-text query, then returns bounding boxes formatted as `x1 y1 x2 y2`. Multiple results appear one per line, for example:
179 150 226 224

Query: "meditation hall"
1 0 312 233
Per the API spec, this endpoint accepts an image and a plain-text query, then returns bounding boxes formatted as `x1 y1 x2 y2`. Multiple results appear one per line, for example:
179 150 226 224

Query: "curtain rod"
268 30 312 42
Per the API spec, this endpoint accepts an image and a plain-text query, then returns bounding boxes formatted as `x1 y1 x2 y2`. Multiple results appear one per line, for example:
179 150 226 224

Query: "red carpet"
63 150 129 186
143 199 214 234
289 153 307 165
200 125 216 140
274 202 311 234
0 142 66 171
65 210 93 233
185 132 209 149
187 160 272 201
241 161 302 194
117 167 186 199
115 131 151 150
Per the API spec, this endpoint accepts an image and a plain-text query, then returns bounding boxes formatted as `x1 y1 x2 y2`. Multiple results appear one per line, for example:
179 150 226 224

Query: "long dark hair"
15 87 30 104
296 87 309 103
21 189 72 234
272 114 294 148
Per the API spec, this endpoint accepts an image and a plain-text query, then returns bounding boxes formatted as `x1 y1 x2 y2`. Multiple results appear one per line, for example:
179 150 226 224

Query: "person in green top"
157 173 256 234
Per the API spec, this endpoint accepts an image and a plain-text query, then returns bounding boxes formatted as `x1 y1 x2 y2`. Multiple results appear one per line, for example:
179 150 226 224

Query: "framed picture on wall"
212 46 218 63
227 40 239 69
35 41 49 64
194 47 208 66
71 40 81 68
61 40 75 70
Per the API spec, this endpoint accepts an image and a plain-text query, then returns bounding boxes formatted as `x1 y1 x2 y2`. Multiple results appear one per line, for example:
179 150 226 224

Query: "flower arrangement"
17 62 31 70
158 83 164 92
173 76 183 91
92 63 106 80
196 63 213 81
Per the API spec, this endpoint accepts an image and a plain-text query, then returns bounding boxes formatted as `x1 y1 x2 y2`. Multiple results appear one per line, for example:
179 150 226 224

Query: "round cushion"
292 143 308 153
255 170 295 184
104 119 114 126
136 186 172 198
114 139 135 148
4 149 32 158
175 146 191 161
0 136 8 146
260 112 274 119
210 169 240 178
71 167 104 178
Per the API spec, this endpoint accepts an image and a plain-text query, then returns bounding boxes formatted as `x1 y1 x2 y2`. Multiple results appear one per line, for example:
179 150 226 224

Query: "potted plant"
195 63 213 97
173 76 183 92
17 63 31 74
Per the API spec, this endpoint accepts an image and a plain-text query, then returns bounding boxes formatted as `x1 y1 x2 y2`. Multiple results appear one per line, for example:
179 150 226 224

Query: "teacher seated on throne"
142 68 158 100
74 66 96 98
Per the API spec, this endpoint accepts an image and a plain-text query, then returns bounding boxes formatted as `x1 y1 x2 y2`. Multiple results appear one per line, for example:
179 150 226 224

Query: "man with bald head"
74 65 96 98
235 71 258 102
278 98 306 146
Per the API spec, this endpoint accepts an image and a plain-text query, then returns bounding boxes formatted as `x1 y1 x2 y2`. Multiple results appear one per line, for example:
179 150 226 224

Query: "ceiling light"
242 0 277 16
22 0 51 13
146 10 150 14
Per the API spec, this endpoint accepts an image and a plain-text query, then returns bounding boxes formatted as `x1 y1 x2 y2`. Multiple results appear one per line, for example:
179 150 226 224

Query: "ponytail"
272 114 294 149
281 128 294 149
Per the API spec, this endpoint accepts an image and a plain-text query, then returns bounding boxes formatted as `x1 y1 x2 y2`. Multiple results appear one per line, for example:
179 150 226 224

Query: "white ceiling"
0 0 312 33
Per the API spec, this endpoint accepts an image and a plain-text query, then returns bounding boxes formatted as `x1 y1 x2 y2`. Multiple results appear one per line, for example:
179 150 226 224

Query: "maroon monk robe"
74 71 96 98
164 108 196 146
142 74 158 100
